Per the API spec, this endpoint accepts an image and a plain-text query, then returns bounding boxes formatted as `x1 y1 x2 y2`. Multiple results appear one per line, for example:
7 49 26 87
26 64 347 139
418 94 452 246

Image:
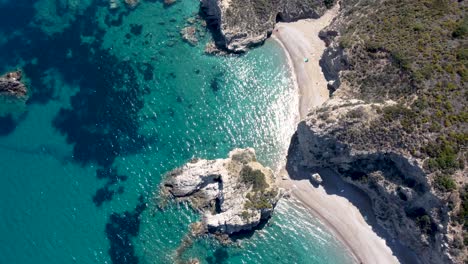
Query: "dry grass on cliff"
336 0 467 179
327 0 467 258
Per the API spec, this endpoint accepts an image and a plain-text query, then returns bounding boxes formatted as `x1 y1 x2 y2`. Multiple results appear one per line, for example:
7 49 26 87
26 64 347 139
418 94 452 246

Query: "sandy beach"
280 170 400 264
272 5 338 118
273 4 401 264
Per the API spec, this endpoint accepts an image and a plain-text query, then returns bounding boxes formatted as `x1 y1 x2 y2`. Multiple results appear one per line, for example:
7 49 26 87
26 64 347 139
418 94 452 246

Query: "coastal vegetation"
319 0 467 261
162 149 280 236
240 165 279 212
240 166 268 191
337 0 466 185
459 185 468 238
434 173 457 192
247 0 334 18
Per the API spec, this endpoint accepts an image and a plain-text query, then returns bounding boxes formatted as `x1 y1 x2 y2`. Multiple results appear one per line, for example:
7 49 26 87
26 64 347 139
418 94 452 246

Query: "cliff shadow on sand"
286 131 422 264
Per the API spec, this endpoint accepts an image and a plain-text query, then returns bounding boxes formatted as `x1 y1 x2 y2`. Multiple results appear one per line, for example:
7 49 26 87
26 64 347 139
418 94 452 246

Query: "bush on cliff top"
459 185 468 230
423 135 465 173
434 173 456 192
329 0 467 258
240 166 268 191
452 16 468 38
244 189 278 210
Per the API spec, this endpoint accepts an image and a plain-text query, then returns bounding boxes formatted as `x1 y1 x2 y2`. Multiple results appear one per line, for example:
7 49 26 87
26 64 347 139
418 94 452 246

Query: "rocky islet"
0 70 28 98
161 148 281 235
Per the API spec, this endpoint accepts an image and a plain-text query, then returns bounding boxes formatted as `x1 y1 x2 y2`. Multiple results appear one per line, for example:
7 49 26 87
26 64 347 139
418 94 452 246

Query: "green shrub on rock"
459 185 468 229
434 174 456 192
240 166 268 191
452 17 468 38
416 214 433 235
244 189 278 211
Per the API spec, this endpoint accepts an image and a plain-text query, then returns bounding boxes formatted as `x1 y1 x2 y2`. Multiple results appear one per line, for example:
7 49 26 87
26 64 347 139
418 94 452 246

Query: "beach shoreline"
272 4 400 264
272 4 337 119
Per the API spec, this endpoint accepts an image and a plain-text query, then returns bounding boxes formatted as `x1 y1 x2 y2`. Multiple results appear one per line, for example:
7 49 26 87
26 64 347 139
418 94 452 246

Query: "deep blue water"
0 0 354 263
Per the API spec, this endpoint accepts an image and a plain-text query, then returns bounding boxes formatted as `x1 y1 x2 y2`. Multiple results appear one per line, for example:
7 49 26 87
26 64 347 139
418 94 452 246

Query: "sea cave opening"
275 13 284 23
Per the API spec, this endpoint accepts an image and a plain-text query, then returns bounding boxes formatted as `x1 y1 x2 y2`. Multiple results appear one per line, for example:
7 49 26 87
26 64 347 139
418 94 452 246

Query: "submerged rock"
164 0 176 6
124 0 139 9
180 26 198 46
161 148 281 235
109 0 119 9
204 41 227 56
0 70 27 98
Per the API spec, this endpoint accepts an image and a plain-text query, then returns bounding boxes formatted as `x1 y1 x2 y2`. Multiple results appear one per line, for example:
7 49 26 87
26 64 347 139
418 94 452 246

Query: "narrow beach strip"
272 5 337 119
274 4 400 264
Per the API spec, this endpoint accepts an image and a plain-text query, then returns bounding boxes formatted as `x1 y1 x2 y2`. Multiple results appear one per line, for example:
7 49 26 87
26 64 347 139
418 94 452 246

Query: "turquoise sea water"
0 0 353 263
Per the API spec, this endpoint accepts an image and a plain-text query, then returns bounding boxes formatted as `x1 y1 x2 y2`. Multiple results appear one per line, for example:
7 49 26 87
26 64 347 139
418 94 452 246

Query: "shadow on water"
106 195 147 264
0 114 17 136
285 132 422 264
0 2 154 263
93 167 128 207
228 218 270 241
206 247 229 264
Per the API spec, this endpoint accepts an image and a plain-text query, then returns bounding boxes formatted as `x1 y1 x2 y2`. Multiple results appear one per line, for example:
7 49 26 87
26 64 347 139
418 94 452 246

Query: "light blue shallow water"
0 0 354 263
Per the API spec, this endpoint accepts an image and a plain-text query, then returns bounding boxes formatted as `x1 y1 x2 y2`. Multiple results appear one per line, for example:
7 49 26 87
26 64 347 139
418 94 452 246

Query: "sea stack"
0 70 27 98
161 148 281 235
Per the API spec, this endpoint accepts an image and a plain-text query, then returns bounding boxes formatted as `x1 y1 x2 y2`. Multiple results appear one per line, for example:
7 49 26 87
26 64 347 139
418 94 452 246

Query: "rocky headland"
161 148 281 235
200 0 331 52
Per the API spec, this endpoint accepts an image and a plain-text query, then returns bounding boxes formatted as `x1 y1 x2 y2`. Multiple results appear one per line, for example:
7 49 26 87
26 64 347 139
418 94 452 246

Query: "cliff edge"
292 0 467 263
200 0 330 52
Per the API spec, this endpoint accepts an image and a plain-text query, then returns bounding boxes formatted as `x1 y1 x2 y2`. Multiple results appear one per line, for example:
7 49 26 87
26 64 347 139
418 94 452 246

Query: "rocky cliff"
291 0 467 263
200 0 329 52
161 148 281 235
290 98 450 264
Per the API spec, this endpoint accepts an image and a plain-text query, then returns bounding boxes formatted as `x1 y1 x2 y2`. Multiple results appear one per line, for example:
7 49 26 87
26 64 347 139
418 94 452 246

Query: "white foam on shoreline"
270 4 400 264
